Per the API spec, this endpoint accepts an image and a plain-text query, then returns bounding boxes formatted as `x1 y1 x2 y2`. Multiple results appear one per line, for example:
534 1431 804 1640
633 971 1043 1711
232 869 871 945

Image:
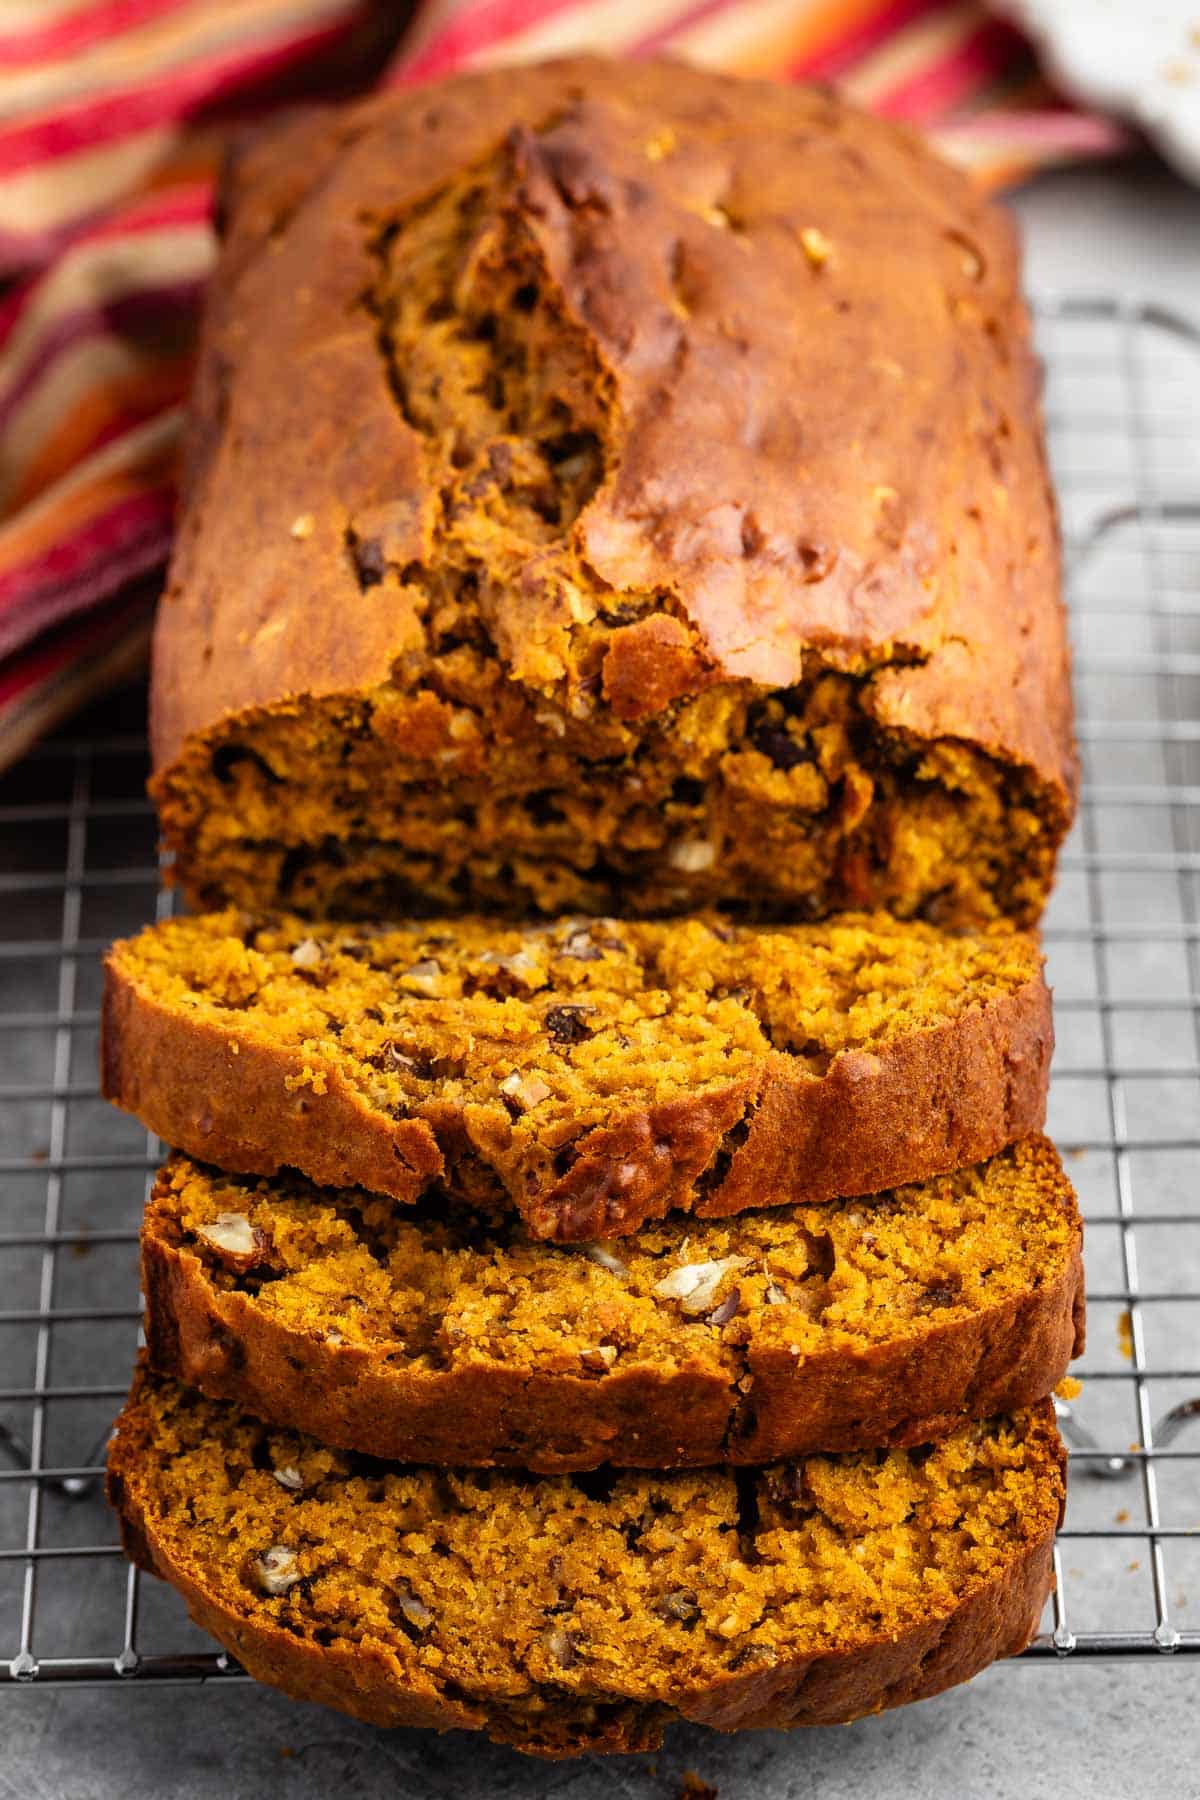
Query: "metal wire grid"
1 296 1198 1691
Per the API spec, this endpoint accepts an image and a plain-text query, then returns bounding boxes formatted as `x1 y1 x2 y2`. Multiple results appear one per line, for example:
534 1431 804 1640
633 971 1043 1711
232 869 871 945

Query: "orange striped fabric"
0 0 1129 768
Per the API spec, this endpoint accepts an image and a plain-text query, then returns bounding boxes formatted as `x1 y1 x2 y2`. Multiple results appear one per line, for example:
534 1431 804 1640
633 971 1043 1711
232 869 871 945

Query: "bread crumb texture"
109 1367 1064 1752
150 59 1075 927
158 1140 1076 1365
109 909 1047 1237
143 1137 1082 1466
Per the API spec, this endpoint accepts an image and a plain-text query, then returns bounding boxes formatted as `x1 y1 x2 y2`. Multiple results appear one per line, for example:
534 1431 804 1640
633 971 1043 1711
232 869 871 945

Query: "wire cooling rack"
1 296 1199 1692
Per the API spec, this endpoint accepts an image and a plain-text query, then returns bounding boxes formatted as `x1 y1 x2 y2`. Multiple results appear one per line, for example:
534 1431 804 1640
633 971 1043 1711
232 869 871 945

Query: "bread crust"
107 1384 1064 1756
102 954 1053 1240
153 57 1074 789
139 1140 1084 1470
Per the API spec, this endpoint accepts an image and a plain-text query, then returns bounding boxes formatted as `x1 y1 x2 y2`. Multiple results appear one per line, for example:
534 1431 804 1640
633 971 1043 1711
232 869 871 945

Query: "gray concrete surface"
2 153 1200 1800
4 1660 1200 1800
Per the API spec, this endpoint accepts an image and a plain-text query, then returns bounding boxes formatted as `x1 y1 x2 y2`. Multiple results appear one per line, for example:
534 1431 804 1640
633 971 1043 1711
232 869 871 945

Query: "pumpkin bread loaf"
150 57 1075 928
104 910 1051 1241
141 1138 1083 1470
108 1366 1064 1755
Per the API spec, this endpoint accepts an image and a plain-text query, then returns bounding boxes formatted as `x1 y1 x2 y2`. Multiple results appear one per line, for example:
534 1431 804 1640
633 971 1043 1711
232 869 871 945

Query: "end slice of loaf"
141 1138 1083 1470
104 909 1051 1241
151 59 1075 929
108 1366 1065 1755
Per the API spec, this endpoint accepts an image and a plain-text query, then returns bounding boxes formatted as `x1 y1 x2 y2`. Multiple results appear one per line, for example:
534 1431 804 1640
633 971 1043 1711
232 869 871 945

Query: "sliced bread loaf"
140 1138 1082 1470
108 1366 1064 1755
104 909 1051 1241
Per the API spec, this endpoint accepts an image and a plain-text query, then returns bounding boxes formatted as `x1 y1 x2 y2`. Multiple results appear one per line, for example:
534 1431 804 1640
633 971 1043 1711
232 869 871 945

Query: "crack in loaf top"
153 56 1072 806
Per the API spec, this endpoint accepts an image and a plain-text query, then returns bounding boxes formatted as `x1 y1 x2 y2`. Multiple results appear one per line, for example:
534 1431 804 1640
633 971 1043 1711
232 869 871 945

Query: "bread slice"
108 1366 1064 1755
104 910 1051 1241
141 1138 1082 1471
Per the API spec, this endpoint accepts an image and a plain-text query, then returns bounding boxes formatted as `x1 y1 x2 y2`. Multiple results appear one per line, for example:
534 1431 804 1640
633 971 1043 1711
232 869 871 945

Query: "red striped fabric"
0 0 1131 772
0 16 365 177
790 0 946 80
0 1 183 71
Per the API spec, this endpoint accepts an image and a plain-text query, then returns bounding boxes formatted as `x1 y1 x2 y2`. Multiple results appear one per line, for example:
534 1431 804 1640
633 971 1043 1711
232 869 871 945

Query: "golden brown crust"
138 1141 1083 1470
149 56 1076 924
153 57 1072 788
107 1378 1064 1755
101 967 444 1203
102 953 1052 1241
687 978 1053 1230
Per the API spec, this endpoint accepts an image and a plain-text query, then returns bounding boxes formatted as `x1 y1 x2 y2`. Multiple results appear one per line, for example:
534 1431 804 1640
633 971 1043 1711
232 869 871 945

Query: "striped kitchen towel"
0 0 1129 771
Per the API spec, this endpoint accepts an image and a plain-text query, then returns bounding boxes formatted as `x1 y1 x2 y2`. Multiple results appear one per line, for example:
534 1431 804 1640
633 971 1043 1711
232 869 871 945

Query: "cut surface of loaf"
108 1367 1064 1755
104 910 1051 1240
150 57 1075 927
142 1139 1083 1469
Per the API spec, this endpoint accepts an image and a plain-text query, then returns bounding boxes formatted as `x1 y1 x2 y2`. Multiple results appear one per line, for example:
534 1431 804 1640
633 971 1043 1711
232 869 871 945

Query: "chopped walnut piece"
393 1588 433 1630
289 936 322 970
706 1286 742 1327
668 838 715 873
544 1625 581 1668
654 1256 751 1315
480 947 540 982
197 1211 257 1259
654 1588 701 1626
581 1242 630 1277
254 1545 300 1594
500 1070 553 1112
400 959 441 995
560 926 603 961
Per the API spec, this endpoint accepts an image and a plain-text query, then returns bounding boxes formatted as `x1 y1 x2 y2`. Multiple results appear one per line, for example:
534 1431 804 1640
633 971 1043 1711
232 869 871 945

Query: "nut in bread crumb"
254 1545 300 1594
655 1589 701 1626
654 1256 750 1315
581 1242 630 1278
668 838 715 873
290 937 322 970
198 1212 256 1258
544 1625 581 1668
400 959 441 995
560 926 602 961
500 1071 553 1112
706 1286 742 1327
480 946 541 984
393 1588 432 1630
